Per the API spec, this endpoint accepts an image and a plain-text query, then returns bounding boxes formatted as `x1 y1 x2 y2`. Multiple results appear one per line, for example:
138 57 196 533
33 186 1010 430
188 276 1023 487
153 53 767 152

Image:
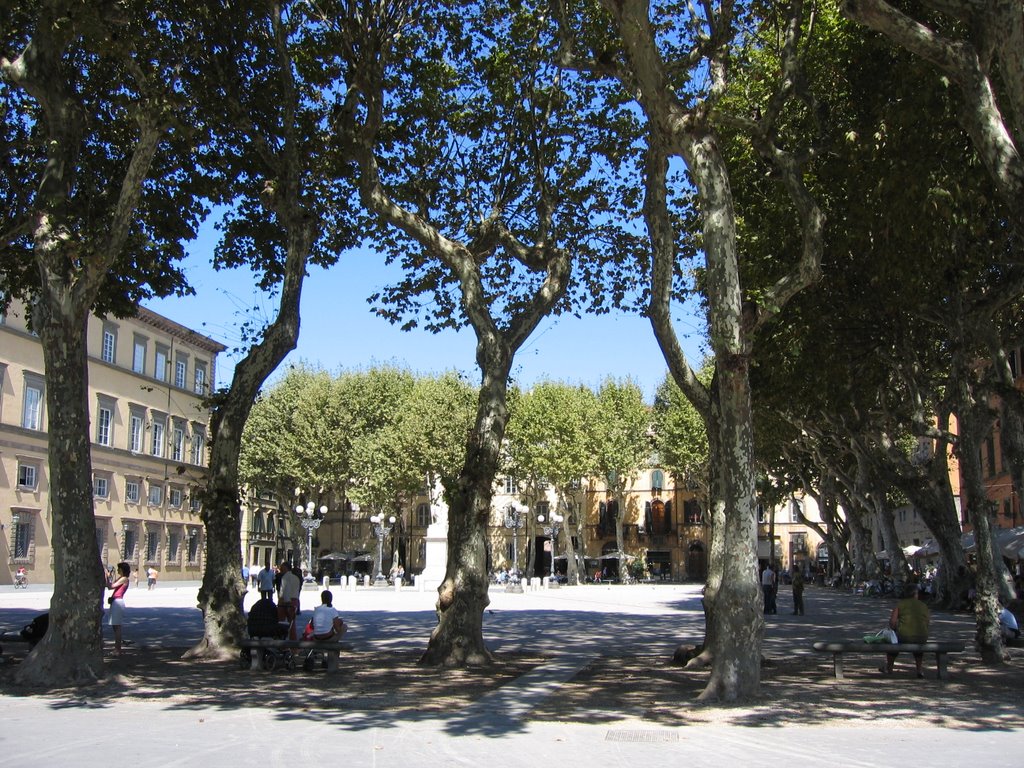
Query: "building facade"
1 299 224 585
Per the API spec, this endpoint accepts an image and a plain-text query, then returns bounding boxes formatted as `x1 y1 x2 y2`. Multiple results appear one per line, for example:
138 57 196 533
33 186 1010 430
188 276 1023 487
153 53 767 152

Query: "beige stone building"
485 467 709 582
1 299 224 585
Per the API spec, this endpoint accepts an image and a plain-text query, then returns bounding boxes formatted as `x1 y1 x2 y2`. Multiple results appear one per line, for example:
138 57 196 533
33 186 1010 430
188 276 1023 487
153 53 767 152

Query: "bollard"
394 578 402 593
363 574 370 588
322 575 329 590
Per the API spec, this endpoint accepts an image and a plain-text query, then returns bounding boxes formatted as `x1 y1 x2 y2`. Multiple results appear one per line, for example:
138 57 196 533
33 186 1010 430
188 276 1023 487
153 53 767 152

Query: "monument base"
419 531 448 589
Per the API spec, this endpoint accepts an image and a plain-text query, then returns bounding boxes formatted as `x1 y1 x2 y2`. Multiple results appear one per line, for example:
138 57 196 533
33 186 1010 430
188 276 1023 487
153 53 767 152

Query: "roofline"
136 305 228 355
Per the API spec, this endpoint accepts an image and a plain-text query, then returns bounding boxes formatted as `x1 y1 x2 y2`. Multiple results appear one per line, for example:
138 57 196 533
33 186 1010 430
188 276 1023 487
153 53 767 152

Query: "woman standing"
107 562 131 654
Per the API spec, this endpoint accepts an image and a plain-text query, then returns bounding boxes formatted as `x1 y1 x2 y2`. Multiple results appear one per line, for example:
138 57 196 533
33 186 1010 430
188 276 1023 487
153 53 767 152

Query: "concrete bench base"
239 638 352 672
812 641 966 679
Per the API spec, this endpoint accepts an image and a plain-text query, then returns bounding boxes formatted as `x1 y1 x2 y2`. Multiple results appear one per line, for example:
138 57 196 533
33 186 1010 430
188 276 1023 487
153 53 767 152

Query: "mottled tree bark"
5 3 163 685
15 300 106 685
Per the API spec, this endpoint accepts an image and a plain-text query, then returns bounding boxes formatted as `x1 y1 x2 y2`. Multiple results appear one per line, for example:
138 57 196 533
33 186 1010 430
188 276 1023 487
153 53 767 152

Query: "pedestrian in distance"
257 561 276 600
792 569 805 616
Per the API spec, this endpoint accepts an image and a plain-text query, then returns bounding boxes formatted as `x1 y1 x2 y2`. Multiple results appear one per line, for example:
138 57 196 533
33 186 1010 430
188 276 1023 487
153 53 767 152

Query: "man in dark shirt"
247 597 288 639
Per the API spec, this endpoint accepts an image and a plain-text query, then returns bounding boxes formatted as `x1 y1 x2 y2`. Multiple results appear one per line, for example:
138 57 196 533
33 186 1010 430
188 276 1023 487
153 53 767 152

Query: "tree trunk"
698 362 763 702
954 371 1004 663
560 492 581 585
14 298 106 685
186 213 312 659
881 426 968 607
420 351 511 666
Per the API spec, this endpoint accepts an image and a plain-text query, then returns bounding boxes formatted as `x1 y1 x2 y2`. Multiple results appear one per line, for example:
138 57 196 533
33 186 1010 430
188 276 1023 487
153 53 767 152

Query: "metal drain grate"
605 730 679 743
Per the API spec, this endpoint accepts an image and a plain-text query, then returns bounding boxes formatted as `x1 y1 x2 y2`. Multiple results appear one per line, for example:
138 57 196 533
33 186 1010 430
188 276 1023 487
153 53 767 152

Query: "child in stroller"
240 597 296 671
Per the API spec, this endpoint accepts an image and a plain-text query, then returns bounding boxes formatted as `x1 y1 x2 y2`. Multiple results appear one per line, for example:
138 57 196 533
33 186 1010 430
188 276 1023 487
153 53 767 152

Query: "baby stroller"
239 598 297 672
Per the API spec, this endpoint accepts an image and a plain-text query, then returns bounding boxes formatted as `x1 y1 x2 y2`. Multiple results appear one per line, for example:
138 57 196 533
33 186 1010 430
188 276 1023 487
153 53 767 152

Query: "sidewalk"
1 582 1020 766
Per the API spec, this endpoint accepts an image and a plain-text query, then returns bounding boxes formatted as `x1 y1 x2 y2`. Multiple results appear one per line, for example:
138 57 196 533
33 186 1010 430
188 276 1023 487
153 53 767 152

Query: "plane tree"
554 0 827 700
840 0 1024 230
738 13 1024 655
0 0 215 685
184 0 364 658
336 2 629 665
590 378 652 574
505 381 598 584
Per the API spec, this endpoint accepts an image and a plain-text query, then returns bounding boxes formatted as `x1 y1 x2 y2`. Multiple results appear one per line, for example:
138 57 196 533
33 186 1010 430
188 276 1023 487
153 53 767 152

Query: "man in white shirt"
311 590 347 641
278 562 302 640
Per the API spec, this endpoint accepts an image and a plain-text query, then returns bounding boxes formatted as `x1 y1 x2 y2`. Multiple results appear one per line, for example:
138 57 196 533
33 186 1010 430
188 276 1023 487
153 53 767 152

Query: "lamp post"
537 512 564 582
503 505 525 580
295 501 328 581
369 513 396 584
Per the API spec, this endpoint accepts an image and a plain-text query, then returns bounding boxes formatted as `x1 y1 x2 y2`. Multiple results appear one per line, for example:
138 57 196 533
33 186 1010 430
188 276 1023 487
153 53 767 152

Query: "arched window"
651 469 664 494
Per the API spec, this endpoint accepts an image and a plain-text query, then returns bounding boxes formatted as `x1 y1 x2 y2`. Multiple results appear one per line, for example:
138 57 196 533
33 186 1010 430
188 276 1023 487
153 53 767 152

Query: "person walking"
792 569 805 615
107 562 131 654
146 565 159 590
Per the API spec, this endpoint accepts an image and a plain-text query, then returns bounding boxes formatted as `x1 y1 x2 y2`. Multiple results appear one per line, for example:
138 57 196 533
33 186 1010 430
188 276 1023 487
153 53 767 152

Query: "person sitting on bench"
247 597 289 639
311 590 347 641
883 582 930 677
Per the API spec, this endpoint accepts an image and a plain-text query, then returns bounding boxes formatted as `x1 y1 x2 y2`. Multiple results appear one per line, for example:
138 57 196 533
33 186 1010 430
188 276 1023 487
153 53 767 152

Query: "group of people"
759 564 806 616
245 561 347 643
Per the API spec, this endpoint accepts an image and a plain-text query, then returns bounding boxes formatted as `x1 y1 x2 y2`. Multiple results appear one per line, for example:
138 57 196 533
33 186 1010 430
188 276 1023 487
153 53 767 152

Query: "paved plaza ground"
1 580 1022 766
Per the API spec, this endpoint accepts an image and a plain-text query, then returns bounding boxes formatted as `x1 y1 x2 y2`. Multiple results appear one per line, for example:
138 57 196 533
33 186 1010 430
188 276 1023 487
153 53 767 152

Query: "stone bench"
239 637 352 672
812 640 966 679
0 632 32 656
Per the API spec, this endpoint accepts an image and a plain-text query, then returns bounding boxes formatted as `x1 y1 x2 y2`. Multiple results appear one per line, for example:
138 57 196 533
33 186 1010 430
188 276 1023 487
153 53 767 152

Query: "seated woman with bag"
882 582 930 677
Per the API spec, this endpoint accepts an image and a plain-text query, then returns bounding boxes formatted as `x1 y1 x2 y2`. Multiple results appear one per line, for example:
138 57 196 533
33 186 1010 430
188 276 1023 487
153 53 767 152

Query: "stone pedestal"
419 483 449 589
419 529 448 588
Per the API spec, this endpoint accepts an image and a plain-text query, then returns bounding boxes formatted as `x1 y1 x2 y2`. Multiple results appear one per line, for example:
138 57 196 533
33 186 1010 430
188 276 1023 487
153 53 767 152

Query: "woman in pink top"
107 562 131 654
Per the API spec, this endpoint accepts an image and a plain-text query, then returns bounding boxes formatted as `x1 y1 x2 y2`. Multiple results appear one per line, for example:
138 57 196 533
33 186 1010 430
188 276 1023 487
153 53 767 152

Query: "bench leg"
832 653 845 680
326 650 339 672
936 652 947 679
250 649 262 671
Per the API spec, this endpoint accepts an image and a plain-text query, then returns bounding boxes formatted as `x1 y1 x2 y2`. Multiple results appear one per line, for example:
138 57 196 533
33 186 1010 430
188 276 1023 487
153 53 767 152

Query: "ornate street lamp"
369 513 396 584
503 505 525 582
537 512 564 582
295 501 328 580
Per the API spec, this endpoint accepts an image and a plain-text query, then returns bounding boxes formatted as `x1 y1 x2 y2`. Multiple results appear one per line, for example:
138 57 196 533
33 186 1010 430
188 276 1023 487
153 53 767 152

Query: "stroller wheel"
261 650 277 672
239 649 252 670
303 653 315 672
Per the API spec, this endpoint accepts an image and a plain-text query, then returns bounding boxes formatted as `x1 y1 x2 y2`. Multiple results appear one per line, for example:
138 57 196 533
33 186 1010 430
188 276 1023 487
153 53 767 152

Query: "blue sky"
145 239 709 403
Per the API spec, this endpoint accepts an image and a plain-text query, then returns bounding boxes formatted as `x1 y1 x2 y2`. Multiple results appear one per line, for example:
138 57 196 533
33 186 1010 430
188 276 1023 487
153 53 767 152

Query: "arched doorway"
600 540 621 580
687 540 707 581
